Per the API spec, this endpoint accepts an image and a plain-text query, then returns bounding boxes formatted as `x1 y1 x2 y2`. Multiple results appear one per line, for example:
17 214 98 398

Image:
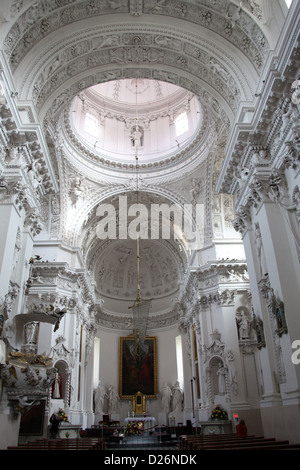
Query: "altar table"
125 417 156 431
200 420 232 434
58 423 82 438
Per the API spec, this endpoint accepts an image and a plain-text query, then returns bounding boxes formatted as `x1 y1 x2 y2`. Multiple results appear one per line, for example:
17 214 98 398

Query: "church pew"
193 442 300 450
37 437 106 449
180 435 278 451
191 439 292 450
187 437 275 450
7 437 106 450
179 433 258 449
186 435 272 444
7 444 100 450
178 431 300 450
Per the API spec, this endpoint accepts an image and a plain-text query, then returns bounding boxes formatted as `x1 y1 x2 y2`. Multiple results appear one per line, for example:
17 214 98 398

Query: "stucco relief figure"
160 382 172 413
107 384 119 414
217 363 226 395
131 125 143 148
171 381 183 412
27 162 42 189
236 308 251 340
70 176 84 207
12 228 21 275
254 223 268 278
24 321 40 344
94 380 106 416
52 372 62 399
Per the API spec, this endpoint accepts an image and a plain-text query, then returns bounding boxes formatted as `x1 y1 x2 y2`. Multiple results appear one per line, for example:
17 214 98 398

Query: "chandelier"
129 79 151 356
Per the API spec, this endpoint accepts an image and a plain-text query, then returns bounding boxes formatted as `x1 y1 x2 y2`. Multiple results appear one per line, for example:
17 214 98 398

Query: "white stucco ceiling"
0 0 286 324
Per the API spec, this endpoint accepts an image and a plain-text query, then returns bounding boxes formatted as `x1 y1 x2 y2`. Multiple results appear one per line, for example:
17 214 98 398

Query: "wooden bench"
192 439 288 450
7 437 106 450
179 433 258 449
178 433 300 451
184 435 300 451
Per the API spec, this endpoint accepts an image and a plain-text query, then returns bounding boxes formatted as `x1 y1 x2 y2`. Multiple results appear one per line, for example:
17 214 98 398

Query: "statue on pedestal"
216 363 226 395
171 381 183 412
94 380 106 417
160 382 172 414
107 384 119 415
52 372 62 399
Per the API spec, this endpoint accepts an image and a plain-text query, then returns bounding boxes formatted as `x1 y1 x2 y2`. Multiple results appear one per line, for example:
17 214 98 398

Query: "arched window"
175 112 189 137
84 114 98 137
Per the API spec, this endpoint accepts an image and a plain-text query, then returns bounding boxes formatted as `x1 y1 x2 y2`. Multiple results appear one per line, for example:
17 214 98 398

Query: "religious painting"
119 335 157 398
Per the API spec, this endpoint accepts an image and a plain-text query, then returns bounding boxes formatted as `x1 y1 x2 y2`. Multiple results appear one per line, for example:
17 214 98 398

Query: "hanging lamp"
129 79 151 357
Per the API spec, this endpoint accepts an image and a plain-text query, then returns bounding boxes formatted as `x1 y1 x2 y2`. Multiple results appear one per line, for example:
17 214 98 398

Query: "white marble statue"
217 363 226 395
107 384 119 414
254 224 268 278
24 321 40 344
160 382 172 414
171 381 183 412
94 380 106 416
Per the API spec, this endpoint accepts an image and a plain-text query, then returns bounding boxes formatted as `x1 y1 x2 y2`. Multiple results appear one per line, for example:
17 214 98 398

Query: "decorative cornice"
61 103 212 177
216 10 300 194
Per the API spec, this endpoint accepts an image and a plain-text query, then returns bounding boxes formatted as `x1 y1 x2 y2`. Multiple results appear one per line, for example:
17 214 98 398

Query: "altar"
58 423 82 438
125 416 156 432
200 421 233 435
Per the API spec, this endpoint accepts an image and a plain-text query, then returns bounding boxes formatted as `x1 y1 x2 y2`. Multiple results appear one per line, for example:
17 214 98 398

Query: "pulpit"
132 391 146 415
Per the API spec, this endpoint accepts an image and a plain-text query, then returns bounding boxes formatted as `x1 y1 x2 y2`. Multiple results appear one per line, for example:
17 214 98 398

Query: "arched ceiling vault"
2 1 273 123
0 0 287 321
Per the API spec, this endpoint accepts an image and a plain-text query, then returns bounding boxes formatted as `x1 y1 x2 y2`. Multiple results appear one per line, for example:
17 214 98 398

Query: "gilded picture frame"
119 335 158 399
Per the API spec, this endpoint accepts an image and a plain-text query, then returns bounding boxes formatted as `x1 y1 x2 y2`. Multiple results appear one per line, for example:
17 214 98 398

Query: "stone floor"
106 430 179 450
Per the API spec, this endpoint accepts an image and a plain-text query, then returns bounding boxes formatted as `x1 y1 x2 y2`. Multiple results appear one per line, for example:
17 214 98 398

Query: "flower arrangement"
125 421 144 435
210 405 228 421
56 408 69 423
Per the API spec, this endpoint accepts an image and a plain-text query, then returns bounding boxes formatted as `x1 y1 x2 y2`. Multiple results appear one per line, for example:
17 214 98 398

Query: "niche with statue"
209 357 228 398
51 360 70 404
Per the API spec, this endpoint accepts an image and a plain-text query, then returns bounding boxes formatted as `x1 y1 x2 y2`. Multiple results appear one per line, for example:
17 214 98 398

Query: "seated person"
236 419 247 437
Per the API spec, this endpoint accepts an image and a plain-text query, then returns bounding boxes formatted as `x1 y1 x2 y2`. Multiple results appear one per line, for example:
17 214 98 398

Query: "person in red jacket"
236 419 247 437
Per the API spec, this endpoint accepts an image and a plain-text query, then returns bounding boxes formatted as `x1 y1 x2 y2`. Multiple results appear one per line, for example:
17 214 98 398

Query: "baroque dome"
69 78 202 173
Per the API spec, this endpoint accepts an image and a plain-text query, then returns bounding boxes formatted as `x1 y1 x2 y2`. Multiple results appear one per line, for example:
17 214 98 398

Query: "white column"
242 227 281 403
256 201 300 396
0 203 21 299
13 229 34 316
85 335 95 428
